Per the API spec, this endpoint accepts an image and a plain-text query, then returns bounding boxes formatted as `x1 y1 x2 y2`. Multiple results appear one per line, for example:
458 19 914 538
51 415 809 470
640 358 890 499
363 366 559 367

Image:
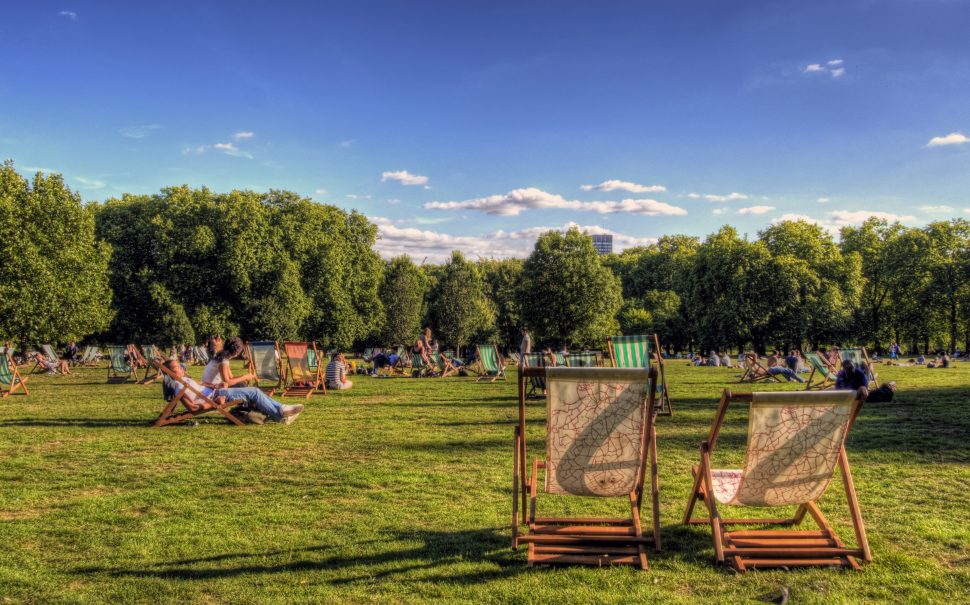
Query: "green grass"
1 360 968 604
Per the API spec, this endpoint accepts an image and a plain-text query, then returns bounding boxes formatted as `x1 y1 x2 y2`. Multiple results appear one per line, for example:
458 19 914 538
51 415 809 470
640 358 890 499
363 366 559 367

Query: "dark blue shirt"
836 367 868 390
785 355 799 371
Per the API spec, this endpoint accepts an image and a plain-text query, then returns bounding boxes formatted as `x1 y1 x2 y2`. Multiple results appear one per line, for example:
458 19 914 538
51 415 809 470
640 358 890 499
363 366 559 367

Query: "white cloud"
920 205 956 213
381 170 429 186
712 208 725 215
424 187 686 216
804 64 824 73
738 205 775 215
704 192 749 202
338 139 356 148
58 10 77 21
387 198 401 205
345 194 372 200
580 179 666 193
21 166 56 174
181 145 209 155
213 142 253 159
804 60 846 77
74 176 106 189
771 210 916 233
232 131 254 140
687 192 701 199
120 124 163 139
831 68 845 78
371 218 656 263
927 132 969 147
827 59 844 66
313 188 327 195
964 209 970 214
817 197 831 203
771 213 817 225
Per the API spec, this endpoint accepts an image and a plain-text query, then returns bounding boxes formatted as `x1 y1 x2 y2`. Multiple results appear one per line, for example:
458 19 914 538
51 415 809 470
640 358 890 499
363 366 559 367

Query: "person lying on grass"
164 360 304 424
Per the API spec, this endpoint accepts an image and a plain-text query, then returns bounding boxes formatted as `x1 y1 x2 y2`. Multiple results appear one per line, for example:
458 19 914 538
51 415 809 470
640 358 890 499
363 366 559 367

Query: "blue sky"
2 1 969 261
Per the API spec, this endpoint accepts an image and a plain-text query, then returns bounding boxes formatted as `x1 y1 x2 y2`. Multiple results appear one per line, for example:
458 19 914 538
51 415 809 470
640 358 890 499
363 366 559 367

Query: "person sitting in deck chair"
35 351 71 375
163 360 303 424
765 349 804 383
325 352 353 390
837 359 896 403
202 337 256 390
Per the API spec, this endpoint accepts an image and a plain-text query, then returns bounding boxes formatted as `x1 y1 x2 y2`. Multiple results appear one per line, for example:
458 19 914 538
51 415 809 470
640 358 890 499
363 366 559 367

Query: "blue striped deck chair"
476 344 506 382
0 347 29 398
608 334 672 415
107 345 135 383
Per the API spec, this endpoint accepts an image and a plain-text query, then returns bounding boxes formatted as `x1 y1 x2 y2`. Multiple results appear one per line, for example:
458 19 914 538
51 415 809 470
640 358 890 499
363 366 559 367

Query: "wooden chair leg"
839 448 872 562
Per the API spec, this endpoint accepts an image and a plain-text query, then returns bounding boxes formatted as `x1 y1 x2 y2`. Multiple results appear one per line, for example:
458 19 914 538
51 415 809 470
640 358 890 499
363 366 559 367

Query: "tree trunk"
949 299 958 354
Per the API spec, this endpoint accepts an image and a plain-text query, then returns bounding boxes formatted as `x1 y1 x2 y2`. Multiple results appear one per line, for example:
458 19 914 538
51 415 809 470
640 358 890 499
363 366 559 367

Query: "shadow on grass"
73 528 526 586
0 418 150 428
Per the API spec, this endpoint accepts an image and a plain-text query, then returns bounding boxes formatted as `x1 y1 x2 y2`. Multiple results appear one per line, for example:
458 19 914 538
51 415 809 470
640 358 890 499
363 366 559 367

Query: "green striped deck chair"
565 351 598 367
248 340 283 395
476 344 506 382
79 346 100 366
840 348 877 387
138 345 162 384
1 347 29 398
522 352 547 398
608 335 672 415
411 349 434 377
553 352 566 366
805 352 837 390
107 345 135 383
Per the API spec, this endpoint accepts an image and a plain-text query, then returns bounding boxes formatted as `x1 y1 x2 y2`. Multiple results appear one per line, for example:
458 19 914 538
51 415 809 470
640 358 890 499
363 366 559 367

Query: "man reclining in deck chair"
163 360 305 424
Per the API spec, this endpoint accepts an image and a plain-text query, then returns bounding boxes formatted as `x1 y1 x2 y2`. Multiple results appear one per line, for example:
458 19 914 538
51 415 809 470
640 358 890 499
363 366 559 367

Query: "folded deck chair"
608 335 672 416
522 352 547 399
738 353 783 384
153 363 245 427
805 352 837 390
513 367 661 569
247 340 283 395
566 351 598 368
281 341 324 398
0 347 29 398
476 344 506 382
683 389 871 572
107 345 136 383
840 348 878 388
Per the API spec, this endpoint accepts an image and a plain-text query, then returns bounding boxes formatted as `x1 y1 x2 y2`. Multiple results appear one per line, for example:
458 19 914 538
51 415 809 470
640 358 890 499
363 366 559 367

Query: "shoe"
246 411 267 425
281 404 304 417
282 411 302 425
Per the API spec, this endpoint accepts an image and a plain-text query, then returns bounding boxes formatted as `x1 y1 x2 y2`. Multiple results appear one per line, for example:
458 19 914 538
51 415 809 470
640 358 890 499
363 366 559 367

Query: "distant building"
591 234 613 255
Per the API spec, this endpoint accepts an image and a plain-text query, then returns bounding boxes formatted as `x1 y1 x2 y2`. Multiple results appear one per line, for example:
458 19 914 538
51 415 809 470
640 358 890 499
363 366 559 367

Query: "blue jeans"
214 387 284 421
769 367 806 383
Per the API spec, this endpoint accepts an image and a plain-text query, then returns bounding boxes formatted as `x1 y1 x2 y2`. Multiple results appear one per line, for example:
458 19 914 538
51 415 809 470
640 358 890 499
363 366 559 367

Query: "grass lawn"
1 359 968 604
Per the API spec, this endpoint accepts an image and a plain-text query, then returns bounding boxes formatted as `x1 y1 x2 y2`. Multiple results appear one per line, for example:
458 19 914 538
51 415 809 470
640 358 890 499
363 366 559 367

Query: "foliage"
379 255 427 345
478 258 524 348
427 251 493 353
0 161 113 346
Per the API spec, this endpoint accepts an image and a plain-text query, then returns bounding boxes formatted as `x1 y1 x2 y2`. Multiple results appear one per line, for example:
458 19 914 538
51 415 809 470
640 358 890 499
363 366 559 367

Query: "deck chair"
508 351 521 366
138 345 163 384
0 347 29 398
107 345 136 383
608 335 672 416
31 344 63 375
566 351 598 368
281 341 325 398
683 388 871 572
840 348 878 388
738 353 783 384
153 363 245 427
78 346 100 367
476 344 506 381
430 351 459 377
513 367 661 569
522 352 548 399
805 352 837 390
193 345 210 366
247 340 283 395
306 345 327 392
410 349 435 377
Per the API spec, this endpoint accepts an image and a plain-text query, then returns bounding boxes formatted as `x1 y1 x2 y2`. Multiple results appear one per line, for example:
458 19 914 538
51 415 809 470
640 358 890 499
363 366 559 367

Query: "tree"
518 228 622 347
427 251 493 355
379 255 426 345
923 219 970 353
478 258 524 348
0 162 113 346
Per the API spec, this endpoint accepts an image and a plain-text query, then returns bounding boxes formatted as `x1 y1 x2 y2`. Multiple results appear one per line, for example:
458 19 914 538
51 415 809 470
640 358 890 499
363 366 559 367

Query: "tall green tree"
427 251 493 354
478 257 524 348
923 219 970 353
518 228 622 347
379 255 426 345
0 162 113 346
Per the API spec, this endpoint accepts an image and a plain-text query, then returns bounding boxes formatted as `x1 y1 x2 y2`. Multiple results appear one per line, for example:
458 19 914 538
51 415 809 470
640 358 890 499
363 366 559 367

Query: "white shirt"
201 358 228 387
173 375 212 404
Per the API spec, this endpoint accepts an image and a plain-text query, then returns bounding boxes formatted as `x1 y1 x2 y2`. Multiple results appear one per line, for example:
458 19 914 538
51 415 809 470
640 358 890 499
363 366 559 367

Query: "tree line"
2 160 968 355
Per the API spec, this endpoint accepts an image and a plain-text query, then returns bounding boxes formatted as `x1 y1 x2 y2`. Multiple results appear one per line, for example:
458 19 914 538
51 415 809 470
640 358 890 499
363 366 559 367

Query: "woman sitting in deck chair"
202 337 257 390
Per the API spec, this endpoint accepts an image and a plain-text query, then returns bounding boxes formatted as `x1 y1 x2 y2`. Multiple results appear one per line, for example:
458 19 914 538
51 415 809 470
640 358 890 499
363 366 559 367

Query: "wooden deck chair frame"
107 345 136 383
281 341 325 398
682 388 872 572
804 352 837 390
607 334 672 416
476 344 506 382
153 363 245 427
79 346 100 367
138 345 163 384
431 351 458 377
247 340 283 395
738 353 783 384
0 347 29 398
840 348 878 388
513 366 661 569
522 352 547 399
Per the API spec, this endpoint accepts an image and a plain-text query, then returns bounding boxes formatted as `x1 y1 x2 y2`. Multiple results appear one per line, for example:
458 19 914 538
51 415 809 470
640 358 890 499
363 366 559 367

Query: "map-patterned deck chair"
608 335 672 416
522 352 547 399
1 347 29 398
247 340 283 395
738 353 783 384
513 367 661 569
153 363 245 427
682 389 871 572
804 352 837 390
281 341 324 398
476 344 506 382
566 351 598 368
107 345 135 383
138 345 163 384
840 348 878 388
